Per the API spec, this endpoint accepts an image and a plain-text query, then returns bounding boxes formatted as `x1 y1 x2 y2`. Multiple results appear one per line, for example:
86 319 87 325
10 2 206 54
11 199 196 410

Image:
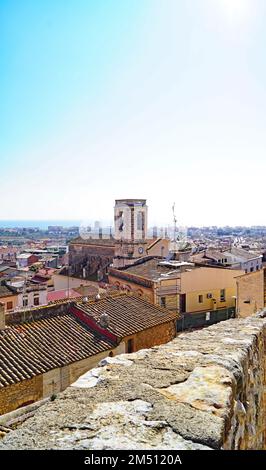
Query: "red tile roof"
74 292 178 338
47 289 81 302
0 312 114 388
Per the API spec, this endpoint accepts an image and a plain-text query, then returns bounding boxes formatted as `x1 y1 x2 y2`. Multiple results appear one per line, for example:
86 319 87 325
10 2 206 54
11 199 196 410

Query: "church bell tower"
113 199 148 268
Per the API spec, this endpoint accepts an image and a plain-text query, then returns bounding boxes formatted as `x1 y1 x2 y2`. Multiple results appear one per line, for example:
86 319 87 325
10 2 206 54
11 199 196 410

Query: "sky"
1 0 266 227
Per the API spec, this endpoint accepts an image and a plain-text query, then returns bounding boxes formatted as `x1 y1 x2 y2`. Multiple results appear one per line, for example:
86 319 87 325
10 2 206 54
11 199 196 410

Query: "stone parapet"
0 315 266 450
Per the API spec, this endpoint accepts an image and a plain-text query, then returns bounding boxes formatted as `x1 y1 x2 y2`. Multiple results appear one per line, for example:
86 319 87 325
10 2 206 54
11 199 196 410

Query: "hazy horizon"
0 219 266 231
1 0 266 225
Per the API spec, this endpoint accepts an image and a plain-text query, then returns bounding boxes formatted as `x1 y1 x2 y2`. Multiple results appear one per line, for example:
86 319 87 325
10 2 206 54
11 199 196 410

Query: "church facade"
69 199 168 280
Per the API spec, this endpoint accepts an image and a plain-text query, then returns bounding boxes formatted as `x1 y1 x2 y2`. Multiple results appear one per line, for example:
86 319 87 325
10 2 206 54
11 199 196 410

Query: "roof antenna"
172 202 178 242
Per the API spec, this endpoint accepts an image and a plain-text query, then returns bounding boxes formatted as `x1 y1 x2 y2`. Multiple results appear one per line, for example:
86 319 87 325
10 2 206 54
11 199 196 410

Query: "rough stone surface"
0 316 265 450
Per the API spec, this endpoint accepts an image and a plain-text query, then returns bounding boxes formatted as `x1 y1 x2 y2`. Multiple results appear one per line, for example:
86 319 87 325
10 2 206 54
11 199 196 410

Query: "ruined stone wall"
0 314 265 450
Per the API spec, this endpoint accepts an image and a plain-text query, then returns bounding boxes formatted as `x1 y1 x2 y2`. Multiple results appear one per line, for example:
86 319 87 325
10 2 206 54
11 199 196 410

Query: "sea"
0 220 81 230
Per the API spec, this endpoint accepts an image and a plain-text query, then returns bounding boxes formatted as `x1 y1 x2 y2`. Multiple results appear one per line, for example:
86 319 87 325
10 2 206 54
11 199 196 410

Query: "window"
220 289 226 302
250 267 254 272
34 297 39 306
23 297 28 307
206 293 213 299
198 295 203 303
160 297 166 308
6 301 13 310
137 211 145 231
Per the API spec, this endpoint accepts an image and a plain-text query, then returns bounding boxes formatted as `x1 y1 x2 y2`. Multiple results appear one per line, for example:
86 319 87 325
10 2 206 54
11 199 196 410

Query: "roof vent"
99 311 109 329
95 293 101 301
83 296 88 302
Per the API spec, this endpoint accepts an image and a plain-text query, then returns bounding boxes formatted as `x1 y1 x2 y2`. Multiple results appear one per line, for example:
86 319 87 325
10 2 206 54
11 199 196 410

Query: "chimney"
99 311 109 329
0 302 5 330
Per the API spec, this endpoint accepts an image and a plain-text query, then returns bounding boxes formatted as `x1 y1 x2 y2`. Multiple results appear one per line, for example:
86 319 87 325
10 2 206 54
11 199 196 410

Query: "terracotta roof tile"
0 313 114 388
74 292 178 338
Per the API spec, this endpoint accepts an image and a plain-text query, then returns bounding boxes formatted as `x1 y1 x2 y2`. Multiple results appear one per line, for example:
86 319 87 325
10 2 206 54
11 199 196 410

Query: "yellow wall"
147 239 170 257
185 287 237 313
52 274 96 291
180 267 244 292
0 294 18 313
110 266 243 314
236 270 265 318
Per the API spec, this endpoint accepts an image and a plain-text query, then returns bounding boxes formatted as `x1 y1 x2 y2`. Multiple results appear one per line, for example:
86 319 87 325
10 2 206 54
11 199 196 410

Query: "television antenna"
172 203 178 242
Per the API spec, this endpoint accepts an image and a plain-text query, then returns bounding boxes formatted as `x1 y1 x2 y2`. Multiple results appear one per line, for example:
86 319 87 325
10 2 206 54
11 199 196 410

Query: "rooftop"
74 292 178 338
114 258 193 281
47 289 82 302
0 286 14 298
0 311 114 388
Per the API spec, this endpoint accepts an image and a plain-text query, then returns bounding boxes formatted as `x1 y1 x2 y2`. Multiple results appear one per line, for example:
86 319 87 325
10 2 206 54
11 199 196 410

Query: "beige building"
236 268 266 318
109 259 244 315
0 286 18 313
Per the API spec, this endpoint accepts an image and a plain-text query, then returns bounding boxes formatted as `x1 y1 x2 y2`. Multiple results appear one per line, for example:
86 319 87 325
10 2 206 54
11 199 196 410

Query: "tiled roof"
229 247 262 261
204 250 225 261
74 292 178 338
118 258 181 281
0 312 114 388
0 286 14 298
47 289 82 302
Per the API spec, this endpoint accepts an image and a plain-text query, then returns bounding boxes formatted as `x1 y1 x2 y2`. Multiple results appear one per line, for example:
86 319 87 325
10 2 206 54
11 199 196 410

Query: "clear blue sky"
1 0 266 226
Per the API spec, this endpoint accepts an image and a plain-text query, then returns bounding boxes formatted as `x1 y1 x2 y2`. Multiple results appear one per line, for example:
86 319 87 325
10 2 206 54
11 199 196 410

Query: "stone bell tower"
113 199 148 268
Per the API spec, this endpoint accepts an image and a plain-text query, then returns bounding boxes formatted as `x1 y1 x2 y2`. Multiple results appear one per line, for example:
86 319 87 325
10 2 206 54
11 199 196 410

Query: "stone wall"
0 376 43 415
123 320 177 352
0 346 124 416
0 314 266 450
69 242 115 279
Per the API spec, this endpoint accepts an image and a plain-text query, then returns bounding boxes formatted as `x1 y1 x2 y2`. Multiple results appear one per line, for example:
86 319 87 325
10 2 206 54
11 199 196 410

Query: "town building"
5 277 48 309
69 198 169 279
0 293 177 415
109 259 243 328
0 285 18 313
71 292 177 354
236 268 266 318
0 246 19 263
69 237 116 281
16 254 40 268
191 247 262 273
